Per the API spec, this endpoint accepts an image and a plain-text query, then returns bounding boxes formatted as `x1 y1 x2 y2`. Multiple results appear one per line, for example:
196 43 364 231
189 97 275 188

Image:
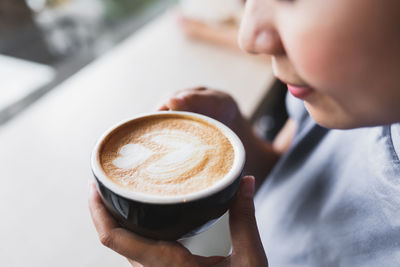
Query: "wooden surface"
0 10 274 267
179 14 241 50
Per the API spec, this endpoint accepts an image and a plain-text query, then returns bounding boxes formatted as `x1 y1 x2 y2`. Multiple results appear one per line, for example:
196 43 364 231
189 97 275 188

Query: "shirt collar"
390 123 400 161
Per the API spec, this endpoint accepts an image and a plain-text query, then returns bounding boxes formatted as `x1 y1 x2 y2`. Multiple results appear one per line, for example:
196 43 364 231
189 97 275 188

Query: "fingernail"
240 176 255 198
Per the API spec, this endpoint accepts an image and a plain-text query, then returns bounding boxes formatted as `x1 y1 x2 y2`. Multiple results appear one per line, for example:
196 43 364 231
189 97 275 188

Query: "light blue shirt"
255 94 400 266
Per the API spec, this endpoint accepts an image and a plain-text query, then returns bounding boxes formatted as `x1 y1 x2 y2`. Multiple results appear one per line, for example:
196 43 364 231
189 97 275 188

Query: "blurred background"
0 1 287 266
0 0 175 125
0 0 286 137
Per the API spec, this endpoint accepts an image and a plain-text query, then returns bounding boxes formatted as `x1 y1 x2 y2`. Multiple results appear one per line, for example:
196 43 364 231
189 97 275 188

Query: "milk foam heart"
113 143 154 169
113 130 212 181
100 114 234 196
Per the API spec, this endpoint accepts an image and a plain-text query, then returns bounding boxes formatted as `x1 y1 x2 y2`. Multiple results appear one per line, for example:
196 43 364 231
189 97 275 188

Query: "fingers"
157 93 187 111
127 258 223 267
127 259 143 267
158 104 169 111
229 176 268 263
88 181 193 266
167 94 190 111
157 87 208 111
88 180 119 234
158 92 189 111
191 255 225 266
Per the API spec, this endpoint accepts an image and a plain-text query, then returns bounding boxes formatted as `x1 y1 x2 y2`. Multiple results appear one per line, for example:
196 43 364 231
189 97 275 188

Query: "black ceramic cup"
90 111 245 240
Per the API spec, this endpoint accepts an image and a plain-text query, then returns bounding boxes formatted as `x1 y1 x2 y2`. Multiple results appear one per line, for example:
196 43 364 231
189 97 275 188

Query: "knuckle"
99 232 114 248
156 242 192 267
174 251 194 267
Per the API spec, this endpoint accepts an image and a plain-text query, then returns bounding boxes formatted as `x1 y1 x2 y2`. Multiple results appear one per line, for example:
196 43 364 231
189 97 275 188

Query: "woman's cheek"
278 6 357 95
285 30 346 94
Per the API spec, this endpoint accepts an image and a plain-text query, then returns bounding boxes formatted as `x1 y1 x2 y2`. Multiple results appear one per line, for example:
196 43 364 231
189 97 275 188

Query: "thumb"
229 176 266 258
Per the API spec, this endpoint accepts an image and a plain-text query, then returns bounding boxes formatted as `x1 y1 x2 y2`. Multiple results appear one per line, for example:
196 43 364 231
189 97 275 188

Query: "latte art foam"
99 115 234 196
113 130 212 181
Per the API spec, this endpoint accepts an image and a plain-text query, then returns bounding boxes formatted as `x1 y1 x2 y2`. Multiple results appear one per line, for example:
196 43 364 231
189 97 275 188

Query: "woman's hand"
88 176 268 267
158 87 246 135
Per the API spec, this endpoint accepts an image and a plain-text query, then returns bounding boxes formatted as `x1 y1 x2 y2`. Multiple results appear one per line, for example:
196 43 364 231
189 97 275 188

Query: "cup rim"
91 111 245 204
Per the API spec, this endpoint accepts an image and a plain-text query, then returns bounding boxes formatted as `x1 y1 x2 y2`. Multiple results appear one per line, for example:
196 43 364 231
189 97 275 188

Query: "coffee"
99 113 234 196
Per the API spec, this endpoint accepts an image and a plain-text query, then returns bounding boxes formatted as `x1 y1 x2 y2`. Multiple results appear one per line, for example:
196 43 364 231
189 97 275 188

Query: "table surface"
0 55 55 111
0 10 274 267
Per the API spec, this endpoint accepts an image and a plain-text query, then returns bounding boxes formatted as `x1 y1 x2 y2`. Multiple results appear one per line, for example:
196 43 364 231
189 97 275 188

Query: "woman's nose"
238 0 284 55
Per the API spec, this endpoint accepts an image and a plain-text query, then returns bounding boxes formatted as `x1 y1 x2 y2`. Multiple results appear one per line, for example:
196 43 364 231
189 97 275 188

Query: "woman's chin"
304 102 362 130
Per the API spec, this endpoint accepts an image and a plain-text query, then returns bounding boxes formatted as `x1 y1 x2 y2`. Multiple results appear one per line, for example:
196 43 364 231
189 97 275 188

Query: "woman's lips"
287 84 313 99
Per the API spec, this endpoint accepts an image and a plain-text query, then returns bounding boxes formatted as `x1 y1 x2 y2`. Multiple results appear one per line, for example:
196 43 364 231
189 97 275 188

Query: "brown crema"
99 114 234 196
